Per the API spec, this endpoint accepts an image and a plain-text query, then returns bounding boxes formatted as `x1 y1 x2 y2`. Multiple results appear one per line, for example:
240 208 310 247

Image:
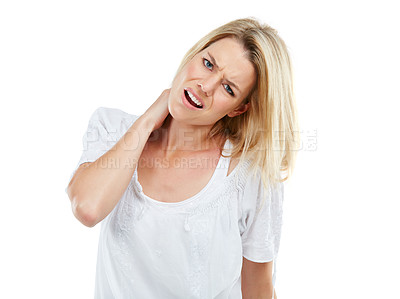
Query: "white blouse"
67 107 285 299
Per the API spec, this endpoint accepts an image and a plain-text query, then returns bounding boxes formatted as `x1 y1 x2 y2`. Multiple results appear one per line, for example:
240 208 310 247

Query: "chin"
167 98 183 120
168 89 189 118
168 106 188 123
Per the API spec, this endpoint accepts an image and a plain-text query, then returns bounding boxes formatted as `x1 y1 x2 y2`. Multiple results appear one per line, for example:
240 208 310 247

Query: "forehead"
200 38 256 91
202 38 250 67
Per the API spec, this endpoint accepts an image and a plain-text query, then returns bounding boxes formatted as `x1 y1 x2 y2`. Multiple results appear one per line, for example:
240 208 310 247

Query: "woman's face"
169 37 256 127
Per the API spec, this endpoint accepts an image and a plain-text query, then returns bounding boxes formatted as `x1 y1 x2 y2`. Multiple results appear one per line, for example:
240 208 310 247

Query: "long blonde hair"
174 17 300 191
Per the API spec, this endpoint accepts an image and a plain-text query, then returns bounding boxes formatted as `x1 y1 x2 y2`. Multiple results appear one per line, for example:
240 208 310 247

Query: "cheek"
172 69 184 87
171 64 193 90
186 63 196 77
186 61 203 79
214 93 234 110
170 71 186 99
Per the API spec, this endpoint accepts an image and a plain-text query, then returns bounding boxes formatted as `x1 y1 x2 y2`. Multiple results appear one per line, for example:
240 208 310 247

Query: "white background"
1 0 399 298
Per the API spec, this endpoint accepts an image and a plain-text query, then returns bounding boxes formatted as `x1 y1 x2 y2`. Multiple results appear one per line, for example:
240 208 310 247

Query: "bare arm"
241 257 277 299
66 89 170 227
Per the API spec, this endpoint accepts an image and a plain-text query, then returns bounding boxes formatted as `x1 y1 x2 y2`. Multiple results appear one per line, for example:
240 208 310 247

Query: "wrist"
135 114 156 133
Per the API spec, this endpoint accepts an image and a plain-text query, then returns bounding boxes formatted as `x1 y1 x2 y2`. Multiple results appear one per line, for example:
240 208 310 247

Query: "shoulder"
227 157 240 177
228 156 256 192
235 159 284 202
90 106 138 125
88 107 139 135
224 139 251 179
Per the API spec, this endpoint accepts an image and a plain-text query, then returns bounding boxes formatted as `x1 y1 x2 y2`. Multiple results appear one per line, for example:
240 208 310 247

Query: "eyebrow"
207 51 241 94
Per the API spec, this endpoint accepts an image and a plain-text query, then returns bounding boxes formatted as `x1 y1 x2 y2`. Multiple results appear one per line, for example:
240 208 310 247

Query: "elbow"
66 169 101 227
68 190 100 227
76 205 99 227
72 199 100 227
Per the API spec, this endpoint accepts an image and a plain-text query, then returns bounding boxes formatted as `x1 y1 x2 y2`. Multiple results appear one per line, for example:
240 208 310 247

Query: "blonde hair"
174 17 300 191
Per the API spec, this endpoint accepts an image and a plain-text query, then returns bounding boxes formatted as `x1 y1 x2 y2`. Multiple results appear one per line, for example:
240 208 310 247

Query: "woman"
66 17 299 299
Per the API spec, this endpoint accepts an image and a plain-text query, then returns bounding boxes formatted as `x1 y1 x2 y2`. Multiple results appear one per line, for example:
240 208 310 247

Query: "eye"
203 58 213 70
224 84 235 96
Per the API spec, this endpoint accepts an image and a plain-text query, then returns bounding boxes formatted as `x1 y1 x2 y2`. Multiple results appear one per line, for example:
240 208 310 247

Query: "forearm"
242 284 276 299
241 258 277 299
67 115 153 226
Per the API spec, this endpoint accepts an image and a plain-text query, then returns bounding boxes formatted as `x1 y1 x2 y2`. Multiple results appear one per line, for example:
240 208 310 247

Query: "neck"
149 115 225 155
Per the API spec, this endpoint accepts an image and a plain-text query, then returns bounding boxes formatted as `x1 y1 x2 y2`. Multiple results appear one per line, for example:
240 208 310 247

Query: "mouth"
184 88 203 109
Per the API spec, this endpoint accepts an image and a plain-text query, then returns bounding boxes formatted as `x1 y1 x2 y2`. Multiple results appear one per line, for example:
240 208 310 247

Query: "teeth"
187 90 203 107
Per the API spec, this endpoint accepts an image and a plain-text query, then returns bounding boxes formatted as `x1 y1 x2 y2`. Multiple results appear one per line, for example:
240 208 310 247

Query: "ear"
227 102 250 118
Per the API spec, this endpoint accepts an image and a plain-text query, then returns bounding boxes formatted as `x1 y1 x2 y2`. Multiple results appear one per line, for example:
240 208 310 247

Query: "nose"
198 74 220 97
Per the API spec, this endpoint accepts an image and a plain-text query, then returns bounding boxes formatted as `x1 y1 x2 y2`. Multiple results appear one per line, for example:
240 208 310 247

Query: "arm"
66 89 170 227
240 177 284 299
241 257 277 299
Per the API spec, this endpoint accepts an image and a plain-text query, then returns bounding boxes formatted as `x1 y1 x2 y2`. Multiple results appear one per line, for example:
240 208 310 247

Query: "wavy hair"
173 17 300 191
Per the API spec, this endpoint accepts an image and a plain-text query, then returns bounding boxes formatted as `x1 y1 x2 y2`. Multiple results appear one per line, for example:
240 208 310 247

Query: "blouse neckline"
133 139 233 207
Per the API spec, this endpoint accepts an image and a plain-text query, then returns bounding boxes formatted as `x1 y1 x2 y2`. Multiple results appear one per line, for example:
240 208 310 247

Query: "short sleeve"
65 107 138 192
239 172 285 264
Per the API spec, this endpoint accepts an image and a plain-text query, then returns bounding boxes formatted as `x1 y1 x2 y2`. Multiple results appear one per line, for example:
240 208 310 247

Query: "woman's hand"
142 89 171 131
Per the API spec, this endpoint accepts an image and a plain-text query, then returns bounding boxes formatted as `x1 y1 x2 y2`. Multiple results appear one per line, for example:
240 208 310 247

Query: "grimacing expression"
169 37 256 127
